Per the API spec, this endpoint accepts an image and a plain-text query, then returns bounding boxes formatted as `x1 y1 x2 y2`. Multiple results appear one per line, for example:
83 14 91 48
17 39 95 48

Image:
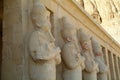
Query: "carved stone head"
61 17 77 42
78 29 90 50
31 0 51 32
91 37 103 56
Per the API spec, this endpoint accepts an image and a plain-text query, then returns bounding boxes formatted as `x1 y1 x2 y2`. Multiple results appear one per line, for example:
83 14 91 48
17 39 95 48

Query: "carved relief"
78 29 99 80
28 0 61 80
83 0 94 15
82 0 120 23
83 0 102 23
61 17 85 80
91 37 108 80
75 0 84 8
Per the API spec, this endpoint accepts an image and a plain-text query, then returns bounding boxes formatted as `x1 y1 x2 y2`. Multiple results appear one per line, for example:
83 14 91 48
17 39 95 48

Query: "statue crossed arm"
29 31 61 62
28 1 61 80
62 42 84 69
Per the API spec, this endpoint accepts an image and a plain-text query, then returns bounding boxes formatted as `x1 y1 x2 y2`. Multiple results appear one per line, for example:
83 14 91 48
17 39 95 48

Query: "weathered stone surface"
78 29 99 80
91 37 108 80
79 0 120 43
29 0 61 80
2 0 120 80
2 0 26 80
61 17 85 80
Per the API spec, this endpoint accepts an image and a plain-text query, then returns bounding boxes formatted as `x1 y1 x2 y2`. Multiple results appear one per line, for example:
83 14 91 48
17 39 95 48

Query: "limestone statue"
91 37 108 80
28 0 61 80
61 17 85 80
78 29 99 80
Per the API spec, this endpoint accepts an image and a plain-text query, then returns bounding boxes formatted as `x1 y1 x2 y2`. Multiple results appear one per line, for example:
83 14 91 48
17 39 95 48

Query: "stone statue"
28 0 61 80
78 29 99 80
61 17 85 80
91 37 108 80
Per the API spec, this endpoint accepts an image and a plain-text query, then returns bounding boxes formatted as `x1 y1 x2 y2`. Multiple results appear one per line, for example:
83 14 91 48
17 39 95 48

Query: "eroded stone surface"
77 0 120 43
61 17 85 80
28 0 61 80
78 29 99 80
91 37 108 80
2 0 120 80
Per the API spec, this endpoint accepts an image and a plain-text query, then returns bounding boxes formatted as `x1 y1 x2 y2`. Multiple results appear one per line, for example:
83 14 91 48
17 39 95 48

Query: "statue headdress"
31 0 48 18
91 37 103 56
31 0 51 31
61 17 76 39
78 29 90 43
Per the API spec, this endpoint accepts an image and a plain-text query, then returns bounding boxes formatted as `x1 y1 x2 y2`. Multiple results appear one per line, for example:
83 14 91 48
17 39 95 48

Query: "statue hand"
55 47 61 53
99 64 108 73
79 56 85 70
47 43 61 54
85 60 99 72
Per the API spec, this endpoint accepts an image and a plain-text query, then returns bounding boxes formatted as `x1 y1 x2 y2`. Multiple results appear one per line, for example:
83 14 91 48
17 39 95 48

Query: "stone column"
108 51 116 80
2 0 28 80
118 57 120 79
116 57 120 80
114 55 120 80
112 54 117 80
105 49 111 80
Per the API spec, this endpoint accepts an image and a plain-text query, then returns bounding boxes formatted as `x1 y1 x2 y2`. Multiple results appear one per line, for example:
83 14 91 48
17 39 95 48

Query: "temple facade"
1 0 120 80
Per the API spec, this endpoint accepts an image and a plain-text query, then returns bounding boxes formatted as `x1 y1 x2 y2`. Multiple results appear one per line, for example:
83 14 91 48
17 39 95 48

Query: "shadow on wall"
0 0 3 79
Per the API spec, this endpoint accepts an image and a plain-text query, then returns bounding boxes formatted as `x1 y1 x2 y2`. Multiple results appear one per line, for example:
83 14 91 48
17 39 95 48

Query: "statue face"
32 15 51 29
69 34 77 41
82 41 89 50
65 31 77 42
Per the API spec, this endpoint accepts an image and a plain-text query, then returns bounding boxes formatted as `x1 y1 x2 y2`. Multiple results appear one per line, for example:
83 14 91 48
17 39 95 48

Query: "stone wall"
75 0 120 43
0 0 3 79
2 0 120 80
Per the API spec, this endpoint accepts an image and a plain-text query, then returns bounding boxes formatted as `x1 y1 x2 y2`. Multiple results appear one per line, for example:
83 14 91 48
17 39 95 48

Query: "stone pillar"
108 51 116 80
116 57 120 80
114 55 120 80
113 55 117 80
112 54 117 80
100 46 111 80
118 57 120 80
105 49 111 80
102 47 107 64
2 0 28 80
